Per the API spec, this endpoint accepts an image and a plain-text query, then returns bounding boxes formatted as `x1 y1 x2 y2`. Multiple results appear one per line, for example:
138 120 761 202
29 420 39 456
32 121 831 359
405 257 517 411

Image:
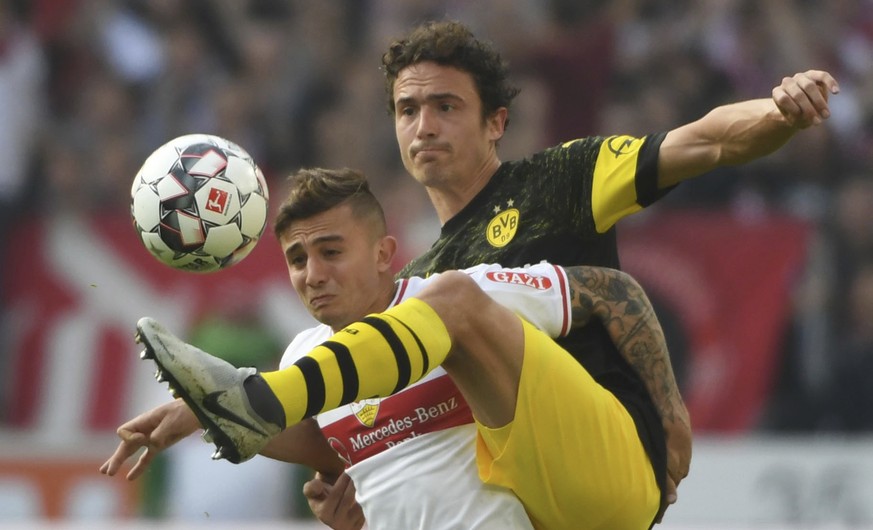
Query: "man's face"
393 61 504 188
279 204 390 330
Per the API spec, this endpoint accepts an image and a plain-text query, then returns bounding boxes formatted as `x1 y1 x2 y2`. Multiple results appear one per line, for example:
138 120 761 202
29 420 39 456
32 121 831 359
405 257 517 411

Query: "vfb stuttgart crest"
351 398 381 427
486 204 519 248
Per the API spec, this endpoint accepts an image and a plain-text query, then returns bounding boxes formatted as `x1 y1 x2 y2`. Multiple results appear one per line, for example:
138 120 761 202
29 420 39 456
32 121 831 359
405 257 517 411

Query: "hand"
99 399 201 480
772 70 839 128
303 472 365 530
654 400 692 523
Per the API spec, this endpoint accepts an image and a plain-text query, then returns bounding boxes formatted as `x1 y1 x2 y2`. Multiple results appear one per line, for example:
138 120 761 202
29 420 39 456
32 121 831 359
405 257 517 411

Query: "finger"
126 447 156 481
317 470 341 485
654 476 678 524
330 473 354 505
785 76 822 123
669 463 690 486
334 471 352 491
149 422 185 450
654 493 669 524
664 475 678 506
101 436 147 477
119 427 143 441
802 76 832 120
338 473 358 508
333 474 363 527
102 447 131 476
310 479 342 519
772 85 802 127
326 473 356 519
666 453 690 482
655 500 667 524
303 476 328 500
99 447 135 476
348 507 366 530
774 71 836 127
793 72 838 123
804 69 840 94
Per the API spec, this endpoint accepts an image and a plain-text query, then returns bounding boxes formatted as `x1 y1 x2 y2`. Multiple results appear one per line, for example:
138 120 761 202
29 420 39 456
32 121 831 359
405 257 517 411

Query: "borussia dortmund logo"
486 200 519 248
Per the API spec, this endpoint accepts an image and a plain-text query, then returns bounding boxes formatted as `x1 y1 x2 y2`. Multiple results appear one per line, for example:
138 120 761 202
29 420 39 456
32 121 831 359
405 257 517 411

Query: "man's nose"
306 258 328 285
416 106 438 138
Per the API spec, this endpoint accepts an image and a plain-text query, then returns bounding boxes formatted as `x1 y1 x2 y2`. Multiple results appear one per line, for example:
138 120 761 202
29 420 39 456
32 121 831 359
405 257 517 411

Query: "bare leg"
413 271 525 428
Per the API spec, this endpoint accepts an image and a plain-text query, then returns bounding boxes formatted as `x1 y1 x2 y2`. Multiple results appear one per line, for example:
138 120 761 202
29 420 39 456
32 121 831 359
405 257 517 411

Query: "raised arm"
658 70 839 187
564 265 691 519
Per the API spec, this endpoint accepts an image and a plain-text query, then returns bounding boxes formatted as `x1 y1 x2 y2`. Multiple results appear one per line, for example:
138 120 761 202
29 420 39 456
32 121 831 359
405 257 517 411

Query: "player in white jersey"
102 168 685 529
279 262 570 529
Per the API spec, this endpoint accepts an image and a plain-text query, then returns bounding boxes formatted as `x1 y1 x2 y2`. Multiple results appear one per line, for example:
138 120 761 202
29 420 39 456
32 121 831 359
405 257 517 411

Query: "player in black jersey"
307 19 839 529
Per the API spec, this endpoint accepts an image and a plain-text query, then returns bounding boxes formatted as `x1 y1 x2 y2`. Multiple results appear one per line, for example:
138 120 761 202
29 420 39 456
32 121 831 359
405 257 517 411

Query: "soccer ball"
131 134 269 273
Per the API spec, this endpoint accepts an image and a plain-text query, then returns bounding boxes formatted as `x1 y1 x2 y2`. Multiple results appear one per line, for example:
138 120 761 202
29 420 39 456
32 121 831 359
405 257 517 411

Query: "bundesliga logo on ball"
131 134 269 272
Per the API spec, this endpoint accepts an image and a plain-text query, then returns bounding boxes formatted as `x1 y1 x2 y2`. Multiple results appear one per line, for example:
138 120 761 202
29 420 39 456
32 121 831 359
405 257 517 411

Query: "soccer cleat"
134 317 285 464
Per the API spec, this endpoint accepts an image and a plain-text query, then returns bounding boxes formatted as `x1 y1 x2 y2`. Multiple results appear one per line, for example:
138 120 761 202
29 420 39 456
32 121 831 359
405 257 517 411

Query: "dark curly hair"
381 20 520 128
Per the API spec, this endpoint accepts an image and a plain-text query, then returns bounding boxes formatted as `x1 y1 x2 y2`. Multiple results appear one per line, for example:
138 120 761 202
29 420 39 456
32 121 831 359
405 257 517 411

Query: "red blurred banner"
3 213 290 431
620 210 810 432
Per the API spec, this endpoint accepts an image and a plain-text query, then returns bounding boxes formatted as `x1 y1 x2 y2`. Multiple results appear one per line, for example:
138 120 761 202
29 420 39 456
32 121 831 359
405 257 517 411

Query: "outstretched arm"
259 419 345 475
100 399 342 480
658 70 839 187
100 399 200 480
564 265 691 521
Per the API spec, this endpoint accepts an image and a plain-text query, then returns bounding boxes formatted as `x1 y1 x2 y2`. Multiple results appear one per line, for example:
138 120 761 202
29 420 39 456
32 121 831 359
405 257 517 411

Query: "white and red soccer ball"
131 134 269 272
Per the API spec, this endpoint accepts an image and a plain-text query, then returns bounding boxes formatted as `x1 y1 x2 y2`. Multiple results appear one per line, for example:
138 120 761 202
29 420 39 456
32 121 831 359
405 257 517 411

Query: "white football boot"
135 317 285 463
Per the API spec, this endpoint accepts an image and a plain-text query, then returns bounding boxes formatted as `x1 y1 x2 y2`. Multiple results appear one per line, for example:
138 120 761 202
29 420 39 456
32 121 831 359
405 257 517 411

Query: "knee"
421 271 482 306
417 271 491 330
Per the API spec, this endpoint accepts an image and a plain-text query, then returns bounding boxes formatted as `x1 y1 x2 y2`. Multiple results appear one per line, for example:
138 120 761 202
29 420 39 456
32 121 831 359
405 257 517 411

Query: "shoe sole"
135 324 244 464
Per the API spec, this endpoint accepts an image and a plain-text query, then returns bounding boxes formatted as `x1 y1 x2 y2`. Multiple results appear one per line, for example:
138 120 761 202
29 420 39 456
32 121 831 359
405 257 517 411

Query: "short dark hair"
381 20 520 127
273 167 386 239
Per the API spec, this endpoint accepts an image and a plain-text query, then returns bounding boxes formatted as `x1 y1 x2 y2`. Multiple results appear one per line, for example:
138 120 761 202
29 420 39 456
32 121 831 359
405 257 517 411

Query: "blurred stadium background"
1 0 872 528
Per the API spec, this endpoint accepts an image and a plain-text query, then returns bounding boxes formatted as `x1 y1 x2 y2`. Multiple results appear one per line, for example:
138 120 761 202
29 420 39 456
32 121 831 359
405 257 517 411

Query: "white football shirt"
280 262 571 529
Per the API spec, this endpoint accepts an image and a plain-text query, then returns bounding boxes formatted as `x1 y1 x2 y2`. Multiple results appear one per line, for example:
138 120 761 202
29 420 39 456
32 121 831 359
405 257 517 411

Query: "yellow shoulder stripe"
591 135 646 233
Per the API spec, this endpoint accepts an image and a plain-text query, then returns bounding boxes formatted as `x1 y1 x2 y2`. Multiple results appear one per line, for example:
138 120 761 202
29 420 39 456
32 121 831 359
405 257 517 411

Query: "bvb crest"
486 201 519 248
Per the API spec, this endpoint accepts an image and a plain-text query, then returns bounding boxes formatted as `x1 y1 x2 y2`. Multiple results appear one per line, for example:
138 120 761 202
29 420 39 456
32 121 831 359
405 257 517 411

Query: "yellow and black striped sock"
260 298 451 426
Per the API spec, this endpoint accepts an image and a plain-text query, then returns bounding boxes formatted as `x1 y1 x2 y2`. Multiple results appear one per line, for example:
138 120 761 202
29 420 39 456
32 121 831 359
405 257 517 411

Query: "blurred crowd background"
1 0 873 524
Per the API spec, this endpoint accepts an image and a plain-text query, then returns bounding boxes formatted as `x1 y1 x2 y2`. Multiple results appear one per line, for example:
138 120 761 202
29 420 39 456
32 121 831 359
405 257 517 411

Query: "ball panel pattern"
131 134 269 272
